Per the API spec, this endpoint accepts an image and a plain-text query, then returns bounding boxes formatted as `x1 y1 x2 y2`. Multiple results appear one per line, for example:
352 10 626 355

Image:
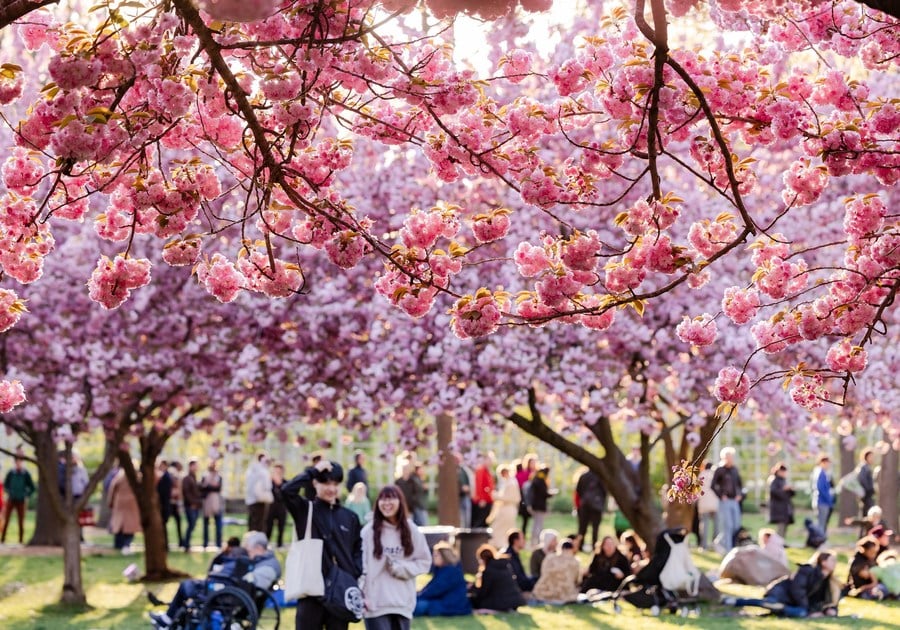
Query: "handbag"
837 471 864 498
322 562 364 622
282 505 324 600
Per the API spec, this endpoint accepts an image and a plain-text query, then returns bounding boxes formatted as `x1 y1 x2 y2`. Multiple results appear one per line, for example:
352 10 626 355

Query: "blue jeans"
700 513 717 550
184 508 199 550
203 513 223 549
715 498 741 552
731 597 807 618
413 508 428 527
817 504 832 534
459 496 471 529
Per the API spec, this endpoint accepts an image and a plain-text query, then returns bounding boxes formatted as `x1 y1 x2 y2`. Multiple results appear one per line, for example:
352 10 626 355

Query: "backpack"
658 533 700 595
523 481 534 507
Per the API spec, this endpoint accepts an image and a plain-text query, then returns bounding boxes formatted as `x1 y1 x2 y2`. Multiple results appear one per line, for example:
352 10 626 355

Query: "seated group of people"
415 528 651 616
720 521 897 618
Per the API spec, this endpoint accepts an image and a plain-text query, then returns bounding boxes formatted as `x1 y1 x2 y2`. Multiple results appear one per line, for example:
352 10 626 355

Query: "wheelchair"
152 575 281 630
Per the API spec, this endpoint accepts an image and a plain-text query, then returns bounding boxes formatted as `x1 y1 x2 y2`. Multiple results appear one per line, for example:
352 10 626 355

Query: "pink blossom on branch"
675 313 718 347
87 255 152 310
714 366 751 404
0 380 26 413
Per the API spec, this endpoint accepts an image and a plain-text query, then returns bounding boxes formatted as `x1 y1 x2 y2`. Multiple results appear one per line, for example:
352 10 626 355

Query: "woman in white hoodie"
361 485 432 630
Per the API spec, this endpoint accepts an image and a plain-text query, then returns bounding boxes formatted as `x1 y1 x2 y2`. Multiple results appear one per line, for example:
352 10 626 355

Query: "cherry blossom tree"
0 222 318 601
0 0 896 528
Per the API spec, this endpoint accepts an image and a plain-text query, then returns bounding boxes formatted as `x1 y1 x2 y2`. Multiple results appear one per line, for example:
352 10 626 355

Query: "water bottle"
209 609 224 630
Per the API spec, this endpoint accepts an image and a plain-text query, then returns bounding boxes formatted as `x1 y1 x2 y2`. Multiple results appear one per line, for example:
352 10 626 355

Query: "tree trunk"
665 500 695 530
506 401 664 551
123 445 187 581
838 436 857 523
879 433 899 538
60 515 87 606
436 413 460 527
28 433 63 546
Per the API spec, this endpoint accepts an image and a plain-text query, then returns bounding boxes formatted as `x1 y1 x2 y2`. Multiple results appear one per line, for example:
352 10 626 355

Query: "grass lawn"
0 508 896 629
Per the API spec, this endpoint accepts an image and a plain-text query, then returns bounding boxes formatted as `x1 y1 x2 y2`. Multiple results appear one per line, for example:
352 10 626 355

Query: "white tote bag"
283 505 324 600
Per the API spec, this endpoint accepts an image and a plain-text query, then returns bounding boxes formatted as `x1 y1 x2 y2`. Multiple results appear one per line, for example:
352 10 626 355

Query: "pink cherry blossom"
0 289 27 333
450 290 504 339
87 255 152 310
676 313 718 347
0 380 26 413
714 366 751 404
826 338 868 373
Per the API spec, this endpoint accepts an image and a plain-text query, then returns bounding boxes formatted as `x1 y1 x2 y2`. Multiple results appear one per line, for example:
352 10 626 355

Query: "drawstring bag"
283 506 324 600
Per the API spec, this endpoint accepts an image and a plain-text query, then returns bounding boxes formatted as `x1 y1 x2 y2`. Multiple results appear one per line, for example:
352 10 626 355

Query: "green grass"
0 508 897 629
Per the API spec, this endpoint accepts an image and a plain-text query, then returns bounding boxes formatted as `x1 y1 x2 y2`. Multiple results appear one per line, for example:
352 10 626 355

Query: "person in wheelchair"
150 531 281 629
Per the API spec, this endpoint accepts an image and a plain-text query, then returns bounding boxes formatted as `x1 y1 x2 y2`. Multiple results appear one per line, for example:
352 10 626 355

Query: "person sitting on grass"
619 530 649 574
532 540 582 604
500 529 537 593
468 544 526 614
414 542 472 617
149 531 280 629
530 529 559 581
581 536 630 594
722 550 839 618
846 536 890 600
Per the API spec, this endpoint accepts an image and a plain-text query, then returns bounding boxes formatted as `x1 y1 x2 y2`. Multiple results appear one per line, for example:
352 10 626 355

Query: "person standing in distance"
711 447 743 552
282 459 362 630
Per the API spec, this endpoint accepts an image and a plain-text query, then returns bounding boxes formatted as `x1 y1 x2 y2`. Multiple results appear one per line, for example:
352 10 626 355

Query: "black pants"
266 504 287 547
364 614 410 630
248 503 269 532
170 503 184 547
296 597 348 630
577 507 602 549
471 502 492 529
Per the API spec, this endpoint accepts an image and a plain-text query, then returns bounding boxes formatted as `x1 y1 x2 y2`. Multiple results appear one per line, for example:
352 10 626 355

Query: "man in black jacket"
501 530 536 593
857 448 876 517
282 460 362 630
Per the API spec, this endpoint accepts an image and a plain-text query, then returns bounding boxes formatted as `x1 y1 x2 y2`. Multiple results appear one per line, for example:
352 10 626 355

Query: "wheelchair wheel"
254 590 280 630
200 586 259 629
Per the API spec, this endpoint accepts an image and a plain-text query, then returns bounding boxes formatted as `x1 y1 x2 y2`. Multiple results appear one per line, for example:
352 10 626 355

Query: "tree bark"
436 413 460 527
29 433 63 546
838 437 857 523
59 515 86 605
879 432 899 538
506 392 664 550
121 433 187 581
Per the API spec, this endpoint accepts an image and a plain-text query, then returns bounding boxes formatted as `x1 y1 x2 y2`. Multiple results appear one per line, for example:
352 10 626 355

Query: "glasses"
378 496 400 503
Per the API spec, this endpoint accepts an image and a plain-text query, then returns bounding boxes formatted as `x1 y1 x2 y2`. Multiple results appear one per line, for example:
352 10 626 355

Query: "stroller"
608 528 706 616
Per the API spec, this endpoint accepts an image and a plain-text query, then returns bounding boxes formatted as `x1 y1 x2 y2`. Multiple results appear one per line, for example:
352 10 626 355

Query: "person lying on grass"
721 550 839 618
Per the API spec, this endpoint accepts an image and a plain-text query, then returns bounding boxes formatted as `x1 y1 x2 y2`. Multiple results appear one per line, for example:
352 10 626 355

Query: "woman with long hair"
360 485 432 630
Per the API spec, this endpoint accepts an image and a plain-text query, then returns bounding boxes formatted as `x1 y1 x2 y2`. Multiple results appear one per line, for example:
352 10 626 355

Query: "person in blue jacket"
813 455 835 534
414 542 472 617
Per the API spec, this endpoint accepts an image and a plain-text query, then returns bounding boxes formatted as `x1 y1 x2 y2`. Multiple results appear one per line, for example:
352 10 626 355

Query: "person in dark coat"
414 543 472 617
574 469 606 552
768 463 795 538
180 459 202 552
265 463 287 548
345 451 369 494
282 460 363 630
723 550 839 618
155 460 173 548
527 467 551 548
500 530 536 592
845 536 889 600
857 448 876 517
468 544 526 612
581 536 631 593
